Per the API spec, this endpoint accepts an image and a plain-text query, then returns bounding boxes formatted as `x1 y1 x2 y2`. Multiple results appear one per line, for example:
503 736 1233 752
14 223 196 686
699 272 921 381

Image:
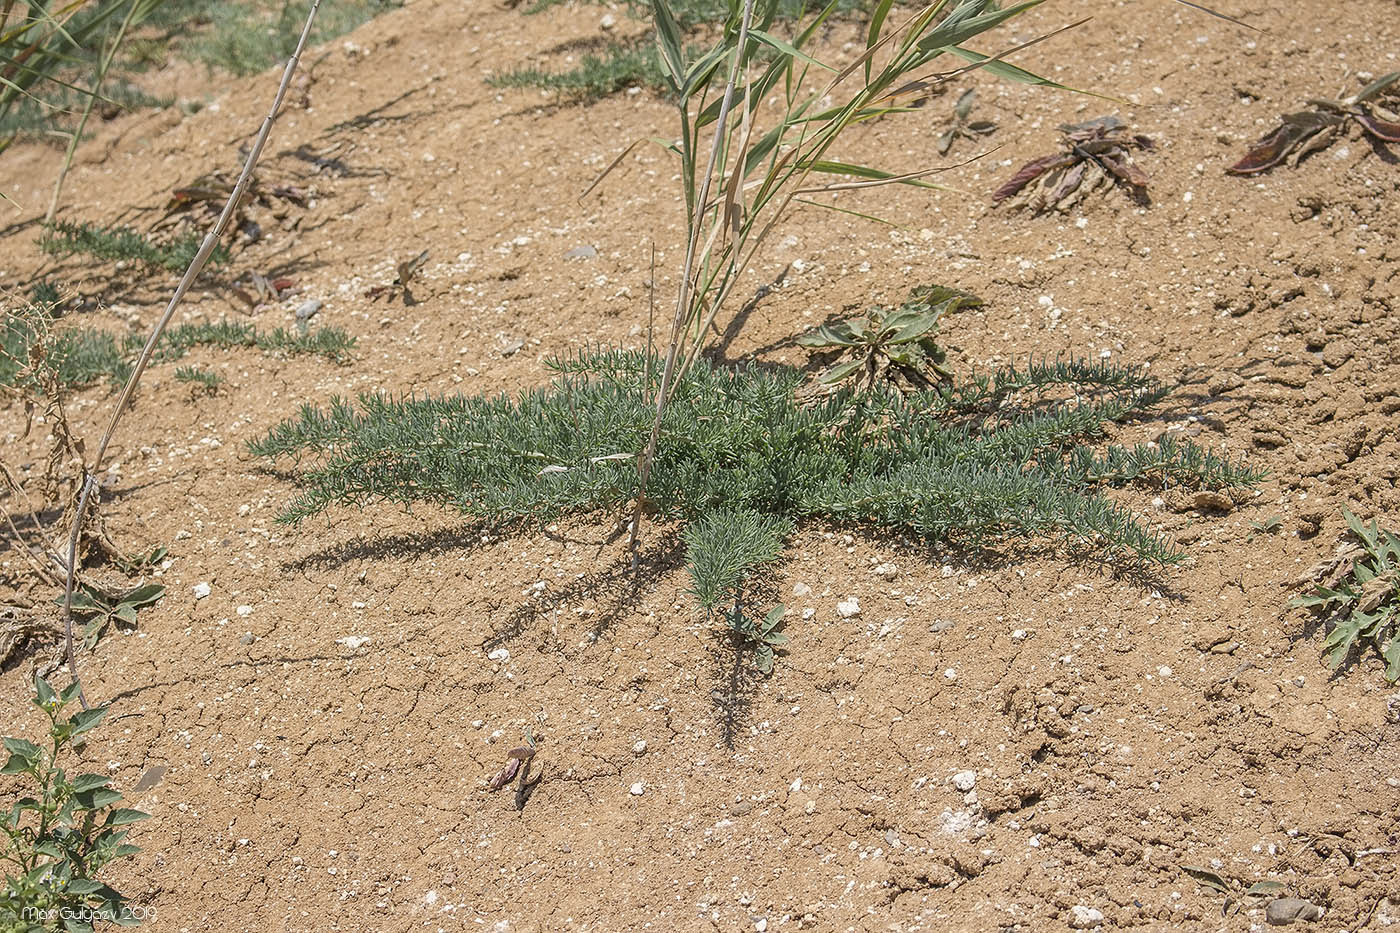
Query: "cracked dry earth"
3 0 1400 930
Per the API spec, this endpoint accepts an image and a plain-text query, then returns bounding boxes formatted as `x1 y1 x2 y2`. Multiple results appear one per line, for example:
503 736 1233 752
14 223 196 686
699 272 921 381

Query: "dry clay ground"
2 0 1400 930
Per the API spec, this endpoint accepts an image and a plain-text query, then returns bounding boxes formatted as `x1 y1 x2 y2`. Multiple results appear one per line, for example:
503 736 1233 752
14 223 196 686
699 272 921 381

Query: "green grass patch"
39 221 229 275
181 0 404 76
1 307 354 394
489 42 671 100
493 0 867 102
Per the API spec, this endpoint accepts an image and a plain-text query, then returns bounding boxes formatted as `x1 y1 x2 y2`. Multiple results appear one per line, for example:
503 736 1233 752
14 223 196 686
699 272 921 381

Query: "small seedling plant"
993 115 1153 213
1179 864 1286 918
797 283 981 393
173 365 223 396
1292 509 1400 682
0 676 148 929
1228 71 1400 175
937 88 997 155
727 602 788 674
59 583 166 651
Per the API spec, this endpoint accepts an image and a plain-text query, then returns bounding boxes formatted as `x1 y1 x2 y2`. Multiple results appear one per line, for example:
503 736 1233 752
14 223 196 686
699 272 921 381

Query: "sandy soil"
2 0 1400 930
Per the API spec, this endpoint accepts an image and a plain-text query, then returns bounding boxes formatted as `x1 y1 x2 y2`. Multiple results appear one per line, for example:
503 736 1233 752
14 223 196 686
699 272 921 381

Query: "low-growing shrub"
253 349 1261 620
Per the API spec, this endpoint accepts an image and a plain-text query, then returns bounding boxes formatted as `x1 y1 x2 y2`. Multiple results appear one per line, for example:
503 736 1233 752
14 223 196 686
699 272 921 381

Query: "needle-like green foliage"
40 220 229 274
253 349 1263 605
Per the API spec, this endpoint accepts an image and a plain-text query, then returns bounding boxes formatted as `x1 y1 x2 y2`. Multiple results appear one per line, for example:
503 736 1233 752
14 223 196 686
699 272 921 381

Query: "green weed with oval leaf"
0 676 149 930
797 284 982 394
1291 508 1400 682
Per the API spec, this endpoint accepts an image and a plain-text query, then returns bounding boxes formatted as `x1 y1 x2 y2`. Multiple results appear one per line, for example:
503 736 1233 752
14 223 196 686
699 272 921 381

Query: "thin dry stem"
57 0 324 706
43 0 142 224
626 0 758 571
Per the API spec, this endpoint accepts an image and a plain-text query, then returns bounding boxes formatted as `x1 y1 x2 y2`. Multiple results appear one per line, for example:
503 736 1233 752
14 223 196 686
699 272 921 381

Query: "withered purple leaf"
487 757 520 791
994 115 1152 212
1228 72 1400 175
1356 111 1400 143
1227 111 1343 175
992 153 1074 202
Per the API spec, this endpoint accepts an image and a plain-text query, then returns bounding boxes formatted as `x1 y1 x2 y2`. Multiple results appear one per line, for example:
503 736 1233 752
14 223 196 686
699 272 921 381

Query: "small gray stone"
952 770 976 792
836 597 860 618
564 245 598 260
295 299 322 322
1266 898 1322 925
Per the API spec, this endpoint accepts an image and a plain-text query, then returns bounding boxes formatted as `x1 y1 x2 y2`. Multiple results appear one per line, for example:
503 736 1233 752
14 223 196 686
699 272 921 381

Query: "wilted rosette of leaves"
1291 508 1400 682
1227 71 1400 175
797 284 983 394
993 116 1153 213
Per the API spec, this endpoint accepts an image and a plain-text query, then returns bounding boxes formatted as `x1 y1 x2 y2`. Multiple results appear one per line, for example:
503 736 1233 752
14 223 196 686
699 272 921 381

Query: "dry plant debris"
487 731 541 810
993 115 1153 213
1227 71 1400 174
364 248 429 302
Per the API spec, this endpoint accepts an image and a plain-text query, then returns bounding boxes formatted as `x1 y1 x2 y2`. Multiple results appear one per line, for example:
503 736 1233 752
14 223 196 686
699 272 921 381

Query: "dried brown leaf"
395 249 430 287
1356 111 1400 143
1098 151 1149 190
992 152 1074 202
1046 160 1087 207
1226 111 1343 175
1359 571 1399 614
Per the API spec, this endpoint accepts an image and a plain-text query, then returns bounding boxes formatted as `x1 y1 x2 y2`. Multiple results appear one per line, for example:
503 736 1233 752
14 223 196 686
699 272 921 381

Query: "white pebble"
836 597 861 618
1069 905 1105 929
193 582 211 599
633 740 647 755
952 770 976 792
488 647 510 661
630 782 645 796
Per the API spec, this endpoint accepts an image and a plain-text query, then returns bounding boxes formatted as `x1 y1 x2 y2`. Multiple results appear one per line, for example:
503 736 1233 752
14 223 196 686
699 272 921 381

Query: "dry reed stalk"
58 0 325 707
